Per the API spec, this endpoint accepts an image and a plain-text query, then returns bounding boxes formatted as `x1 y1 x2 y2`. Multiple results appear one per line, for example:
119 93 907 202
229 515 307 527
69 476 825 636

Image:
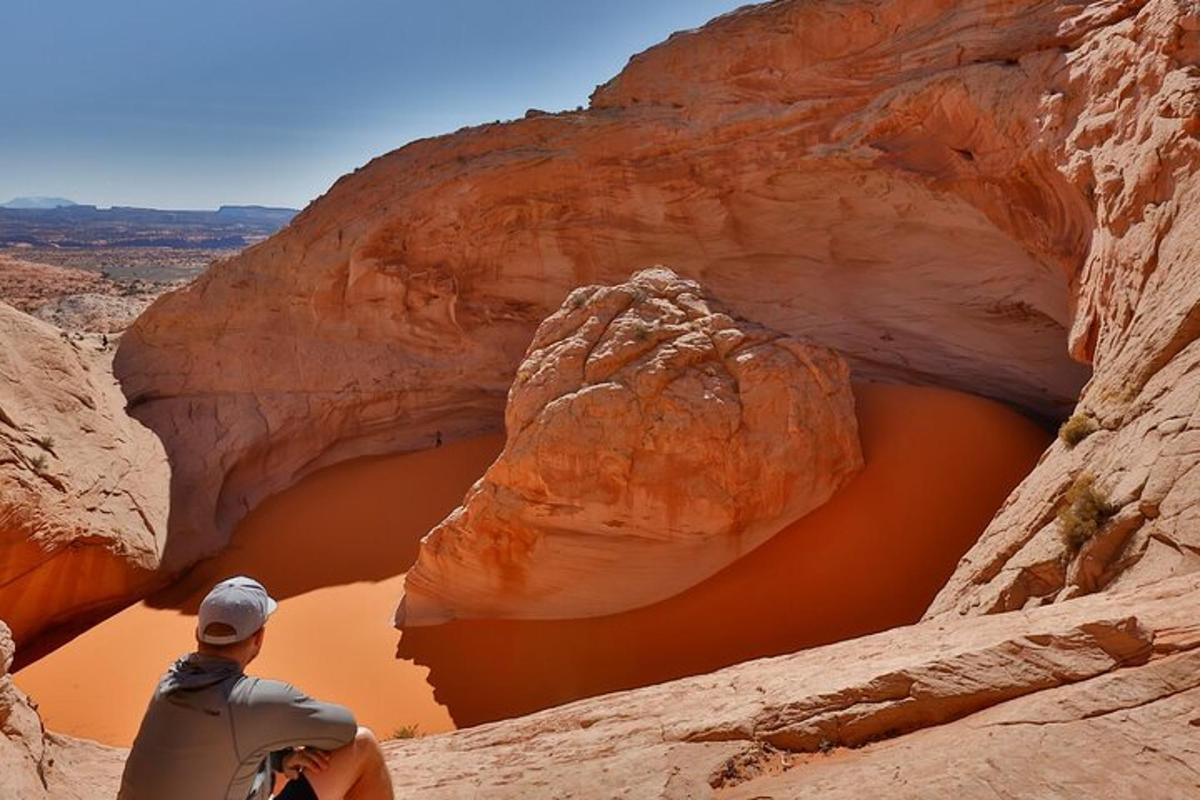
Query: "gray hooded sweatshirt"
118 653 358 800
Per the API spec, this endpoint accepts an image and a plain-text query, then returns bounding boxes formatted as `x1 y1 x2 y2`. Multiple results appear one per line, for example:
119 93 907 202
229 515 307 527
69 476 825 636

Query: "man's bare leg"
305 727 393 800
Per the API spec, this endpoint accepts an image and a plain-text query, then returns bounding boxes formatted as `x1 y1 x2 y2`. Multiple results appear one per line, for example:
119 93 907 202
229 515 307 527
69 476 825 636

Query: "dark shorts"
274 774 318 800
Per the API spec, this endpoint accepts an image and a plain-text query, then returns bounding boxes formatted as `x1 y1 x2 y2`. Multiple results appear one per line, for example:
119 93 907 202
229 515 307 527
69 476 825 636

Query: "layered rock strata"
398 268 861 624
0 302 168 652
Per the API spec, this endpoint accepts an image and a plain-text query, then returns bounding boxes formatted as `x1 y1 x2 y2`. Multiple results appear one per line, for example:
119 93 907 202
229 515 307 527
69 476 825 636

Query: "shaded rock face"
928 0 1200 616
0 302 168 653
0 621 124 800
114 0 1094 569
398 268 862 625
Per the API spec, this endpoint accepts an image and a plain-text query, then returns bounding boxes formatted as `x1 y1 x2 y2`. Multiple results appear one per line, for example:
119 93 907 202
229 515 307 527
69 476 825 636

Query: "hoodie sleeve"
231 677 358 759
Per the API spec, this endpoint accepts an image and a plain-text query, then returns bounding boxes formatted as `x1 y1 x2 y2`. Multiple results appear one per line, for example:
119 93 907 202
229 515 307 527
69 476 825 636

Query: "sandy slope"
15 383 1047 746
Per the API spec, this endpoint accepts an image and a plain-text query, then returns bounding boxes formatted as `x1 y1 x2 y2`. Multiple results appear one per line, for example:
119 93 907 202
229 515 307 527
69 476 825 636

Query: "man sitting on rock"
118 576 394 800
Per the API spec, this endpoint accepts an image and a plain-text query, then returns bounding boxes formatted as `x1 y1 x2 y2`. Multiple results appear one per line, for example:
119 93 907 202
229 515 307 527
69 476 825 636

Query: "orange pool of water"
14 383 1049 746
14 435 503 746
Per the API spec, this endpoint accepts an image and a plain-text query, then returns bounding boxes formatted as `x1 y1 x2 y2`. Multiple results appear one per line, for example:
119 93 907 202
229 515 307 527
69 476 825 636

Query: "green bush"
1058 473 1115 550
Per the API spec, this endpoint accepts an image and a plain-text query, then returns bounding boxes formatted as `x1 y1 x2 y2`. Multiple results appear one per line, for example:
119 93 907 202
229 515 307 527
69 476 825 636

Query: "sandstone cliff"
0 302 169 654
114 0 1094 569
382 573 1200 798
927 0 1200 615
398 0 1200 793
398 268 862 625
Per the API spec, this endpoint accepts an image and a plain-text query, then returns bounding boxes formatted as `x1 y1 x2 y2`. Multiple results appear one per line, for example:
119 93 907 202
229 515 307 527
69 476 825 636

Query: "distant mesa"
2 196 79 209
0 202 299 250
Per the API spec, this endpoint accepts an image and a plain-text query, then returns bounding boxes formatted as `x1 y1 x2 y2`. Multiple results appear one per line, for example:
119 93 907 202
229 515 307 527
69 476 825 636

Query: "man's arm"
233 677 359 758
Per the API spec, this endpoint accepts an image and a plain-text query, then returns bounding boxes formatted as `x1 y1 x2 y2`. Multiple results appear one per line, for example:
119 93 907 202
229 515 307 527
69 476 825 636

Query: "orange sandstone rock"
0 302 168 653
397 268 861 625
382 574 1200 798
928 0 1200 616
114 0 1092 569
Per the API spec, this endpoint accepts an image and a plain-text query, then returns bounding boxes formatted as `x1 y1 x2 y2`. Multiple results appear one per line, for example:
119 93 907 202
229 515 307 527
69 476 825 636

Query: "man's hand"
281 747 331 781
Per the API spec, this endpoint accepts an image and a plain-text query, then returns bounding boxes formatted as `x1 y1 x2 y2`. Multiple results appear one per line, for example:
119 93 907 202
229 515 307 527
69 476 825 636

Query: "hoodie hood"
160 653 243 694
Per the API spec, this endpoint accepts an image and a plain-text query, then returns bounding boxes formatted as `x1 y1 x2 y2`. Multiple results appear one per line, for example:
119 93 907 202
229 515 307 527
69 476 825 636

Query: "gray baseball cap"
197 576 279 645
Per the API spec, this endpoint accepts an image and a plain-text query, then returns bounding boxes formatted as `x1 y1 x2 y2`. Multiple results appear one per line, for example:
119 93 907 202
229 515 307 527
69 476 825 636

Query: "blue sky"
0 1 745 210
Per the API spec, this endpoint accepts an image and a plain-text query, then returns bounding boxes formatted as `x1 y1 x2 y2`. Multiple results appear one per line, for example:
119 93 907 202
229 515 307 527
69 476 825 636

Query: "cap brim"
266 597 279 616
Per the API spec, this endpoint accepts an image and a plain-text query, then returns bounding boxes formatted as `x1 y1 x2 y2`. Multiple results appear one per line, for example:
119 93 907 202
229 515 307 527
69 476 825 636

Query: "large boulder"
397 268 861 625
113 0 1092 572
0 302 168 654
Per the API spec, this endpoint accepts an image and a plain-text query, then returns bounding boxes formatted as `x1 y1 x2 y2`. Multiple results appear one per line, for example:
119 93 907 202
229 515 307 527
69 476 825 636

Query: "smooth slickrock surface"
0 302 168 652
398 268 862 624
381 575 1200 798
113 0 1095 571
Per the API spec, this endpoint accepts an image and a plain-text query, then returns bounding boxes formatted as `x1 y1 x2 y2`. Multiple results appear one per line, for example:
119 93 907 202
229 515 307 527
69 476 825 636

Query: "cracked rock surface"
397 268 861 624
929 0 1200 616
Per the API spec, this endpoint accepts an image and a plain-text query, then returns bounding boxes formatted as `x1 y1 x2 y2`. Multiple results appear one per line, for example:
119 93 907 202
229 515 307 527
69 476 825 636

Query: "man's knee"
354 726 383 757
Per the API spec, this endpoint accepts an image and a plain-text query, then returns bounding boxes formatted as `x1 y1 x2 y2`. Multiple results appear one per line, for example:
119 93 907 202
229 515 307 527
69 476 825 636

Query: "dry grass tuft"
1058 472 1115 551
1058 412 1099 447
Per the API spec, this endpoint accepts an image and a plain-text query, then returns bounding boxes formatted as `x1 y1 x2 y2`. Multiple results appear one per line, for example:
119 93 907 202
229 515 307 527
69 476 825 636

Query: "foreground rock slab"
384 575 1200 798
0 302 168 652
398 268 861 624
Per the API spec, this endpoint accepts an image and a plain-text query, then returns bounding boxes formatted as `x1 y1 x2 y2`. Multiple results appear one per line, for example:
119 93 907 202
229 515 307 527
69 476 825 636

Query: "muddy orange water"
15 383 1049 745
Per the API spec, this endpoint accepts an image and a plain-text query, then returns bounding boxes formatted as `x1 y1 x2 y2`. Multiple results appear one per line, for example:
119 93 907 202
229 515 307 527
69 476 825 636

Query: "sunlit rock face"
397 268 862 625
928 0 1200 615
114 0 1091 573
0 303 168 653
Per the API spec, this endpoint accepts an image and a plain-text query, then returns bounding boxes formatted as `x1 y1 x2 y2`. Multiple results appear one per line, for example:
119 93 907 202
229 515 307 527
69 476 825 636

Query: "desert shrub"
1058 412 1099 447
30 453 48 471
817 738 836 755
390 724 421 740
35 435 54 451
1057 473 1115 551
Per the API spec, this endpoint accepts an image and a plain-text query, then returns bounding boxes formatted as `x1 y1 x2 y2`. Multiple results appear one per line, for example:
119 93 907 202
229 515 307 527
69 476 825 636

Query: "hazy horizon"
2 1 743 211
